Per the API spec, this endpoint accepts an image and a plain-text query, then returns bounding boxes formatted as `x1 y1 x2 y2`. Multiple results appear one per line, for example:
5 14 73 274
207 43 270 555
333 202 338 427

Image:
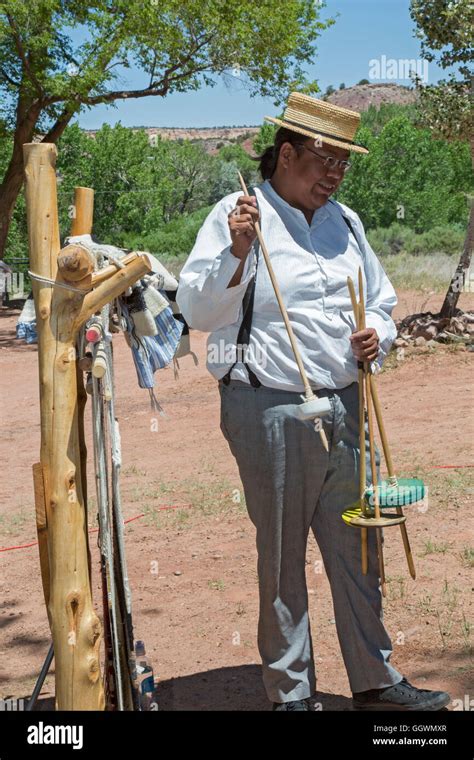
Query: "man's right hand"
228 195 260 260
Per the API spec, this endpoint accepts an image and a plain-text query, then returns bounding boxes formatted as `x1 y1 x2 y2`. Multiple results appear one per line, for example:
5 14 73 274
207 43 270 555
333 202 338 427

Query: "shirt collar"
259 178 329 230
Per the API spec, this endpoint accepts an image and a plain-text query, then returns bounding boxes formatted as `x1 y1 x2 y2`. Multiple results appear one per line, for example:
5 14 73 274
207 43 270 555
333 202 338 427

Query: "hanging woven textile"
63 234 192 412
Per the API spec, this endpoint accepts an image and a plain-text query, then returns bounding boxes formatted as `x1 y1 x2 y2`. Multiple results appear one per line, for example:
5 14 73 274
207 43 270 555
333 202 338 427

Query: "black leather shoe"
272 699 310 711
353 677 451 711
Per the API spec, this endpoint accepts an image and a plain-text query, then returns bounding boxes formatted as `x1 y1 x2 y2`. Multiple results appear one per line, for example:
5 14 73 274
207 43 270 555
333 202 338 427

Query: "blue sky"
75 0 446 130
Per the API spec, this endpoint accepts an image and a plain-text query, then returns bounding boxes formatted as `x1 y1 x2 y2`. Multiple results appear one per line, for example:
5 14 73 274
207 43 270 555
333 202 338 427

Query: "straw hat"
264 92 369 154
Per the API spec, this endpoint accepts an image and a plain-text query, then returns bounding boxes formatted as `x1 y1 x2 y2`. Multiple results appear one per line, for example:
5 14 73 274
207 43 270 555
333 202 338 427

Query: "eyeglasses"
300 145 352 173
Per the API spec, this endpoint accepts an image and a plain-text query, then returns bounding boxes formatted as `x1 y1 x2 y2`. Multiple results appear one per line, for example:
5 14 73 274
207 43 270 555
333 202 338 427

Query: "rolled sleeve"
176 193 256 332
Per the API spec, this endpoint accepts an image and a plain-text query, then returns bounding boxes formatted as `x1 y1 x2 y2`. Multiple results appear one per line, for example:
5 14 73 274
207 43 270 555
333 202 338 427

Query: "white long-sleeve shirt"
176 179 397 392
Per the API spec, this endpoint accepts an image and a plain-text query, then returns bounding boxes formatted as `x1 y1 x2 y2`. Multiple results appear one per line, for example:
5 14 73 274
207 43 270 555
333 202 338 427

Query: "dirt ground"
0 290 473 711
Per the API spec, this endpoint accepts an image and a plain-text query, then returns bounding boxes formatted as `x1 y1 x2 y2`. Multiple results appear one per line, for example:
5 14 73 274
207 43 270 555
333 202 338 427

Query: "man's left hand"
350 327 380 362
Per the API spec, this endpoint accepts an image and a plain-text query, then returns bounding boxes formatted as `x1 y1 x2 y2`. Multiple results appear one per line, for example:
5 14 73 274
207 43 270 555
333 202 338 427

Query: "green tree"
335 125 377 226
55 123 94 237
337 117 471 232
209 160 241 200
85 124 152 240
144 138 217 227
410 0 473 317
252 122 277 157
57 124 224 243
0 0 334 257
360 102 418 135
214 142 259 190
122 203 214 259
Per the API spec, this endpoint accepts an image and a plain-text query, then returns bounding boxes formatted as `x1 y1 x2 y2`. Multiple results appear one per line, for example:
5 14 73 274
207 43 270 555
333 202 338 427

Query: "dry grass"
379 251 460 292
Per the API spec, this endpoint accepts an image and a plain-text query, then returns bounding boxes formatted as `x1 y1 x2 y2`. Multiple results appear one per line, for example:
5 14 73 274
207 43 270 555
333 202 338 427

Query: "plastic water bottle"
135 640 155 710
25 321 38 344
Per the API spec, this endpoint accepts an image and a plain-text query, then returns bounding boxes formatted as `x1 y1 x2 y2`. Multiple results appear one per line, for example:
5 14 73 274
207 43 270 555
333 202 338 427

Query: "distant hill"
326 83 417 111
82 125 260 154
79 84 417 155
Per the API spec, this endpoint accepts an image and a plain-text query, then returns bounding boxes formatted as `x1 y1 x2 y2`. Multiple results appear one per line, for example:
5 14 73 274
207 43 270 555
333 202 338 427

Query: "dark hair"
253 127 306 179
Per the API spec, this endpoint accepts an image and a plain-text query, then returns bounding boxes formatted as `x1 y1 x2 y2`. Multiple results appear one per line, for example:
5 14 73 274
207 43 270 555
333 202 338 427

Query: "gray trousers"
218 378 402 703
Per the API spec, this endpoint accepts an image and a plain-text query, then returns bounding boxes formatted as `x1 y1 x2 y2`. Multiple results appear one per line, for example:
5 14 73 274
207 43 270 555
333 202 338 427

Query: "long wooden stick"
237 175 310 394
349 270 415 584
237 172 328 451
355 266 415 580
368 379 416 580
358 269 386 597
364 356 387 597
347 278 368 574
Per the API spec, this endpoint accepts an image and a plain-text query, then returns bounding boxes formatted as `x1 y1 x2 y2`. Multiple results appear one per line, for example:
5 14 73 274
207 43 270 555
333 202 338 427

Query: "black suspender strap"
222 187 261 387
334 202 365 369
328 199 364 254
341 214 362 248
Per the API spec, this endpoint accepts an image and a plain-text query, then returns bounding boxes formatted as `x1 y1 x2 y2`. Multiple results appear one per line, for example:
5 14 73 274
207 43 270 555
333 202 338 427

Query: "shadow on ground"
155 665 353 710
29 665 353 711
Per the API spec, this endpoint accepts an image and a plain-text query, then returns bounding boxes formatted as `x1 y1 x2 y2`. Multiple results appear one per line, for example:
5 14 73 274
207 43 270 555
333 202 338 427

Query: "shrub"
367 223 464 256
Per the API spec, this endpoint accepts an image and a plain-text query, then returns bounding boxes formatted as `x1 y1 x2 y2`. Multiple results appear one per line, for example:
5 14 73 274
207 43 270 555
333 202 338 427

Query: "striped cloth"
120 295 183 407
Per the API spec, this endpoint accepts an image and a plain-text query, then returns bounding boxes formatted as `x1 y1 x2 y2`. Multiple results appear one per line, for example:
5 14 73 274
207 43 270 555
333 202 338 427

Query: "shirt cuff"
365 313 396 369
210 244 256 303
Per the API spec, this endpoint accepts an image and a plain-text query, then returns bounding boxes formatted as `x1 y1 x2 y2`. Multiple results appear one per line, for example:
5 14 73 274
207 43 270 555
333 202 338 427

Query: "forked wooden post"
24 143 151 710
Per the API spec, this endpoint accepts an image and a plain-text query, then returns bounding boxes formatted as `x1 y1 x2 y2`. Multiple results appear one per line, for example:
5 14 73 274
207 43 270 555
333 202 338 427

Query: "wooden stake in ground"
24 143 151 710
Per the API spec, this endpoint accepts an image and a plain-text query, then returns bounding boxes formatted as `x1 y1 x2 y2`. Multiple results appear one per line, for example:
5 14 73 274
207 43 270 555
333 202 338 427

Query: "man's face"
278 138 350 210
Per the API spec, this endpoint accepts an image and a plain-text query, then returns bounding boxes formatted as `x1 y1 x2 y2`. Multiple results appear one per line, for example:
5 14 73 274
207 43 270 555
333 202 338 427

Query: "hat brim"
264 116 369 155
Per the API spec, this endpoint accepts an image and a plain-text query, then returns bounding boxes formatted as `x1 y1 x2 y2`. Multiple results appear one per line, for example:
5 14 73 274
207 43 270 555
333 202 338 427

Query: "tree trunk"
439 142 474 319
439 202 474 319
0 93 42 258
0 147 30 260
0 100 73 260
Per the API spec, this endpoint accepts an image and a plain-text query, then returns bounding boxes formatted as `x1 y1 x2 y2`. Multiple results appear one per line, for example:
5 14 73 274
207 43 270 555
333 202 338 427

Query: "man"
177 93 450 712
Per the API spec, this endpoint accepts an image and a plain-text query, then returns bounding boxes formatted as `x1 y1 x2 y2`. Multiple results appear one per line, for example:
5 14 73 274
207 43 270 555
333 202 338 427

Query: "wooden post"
24 144 151 710
70 187 95 237
32 462 51 625
70 200 96 591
